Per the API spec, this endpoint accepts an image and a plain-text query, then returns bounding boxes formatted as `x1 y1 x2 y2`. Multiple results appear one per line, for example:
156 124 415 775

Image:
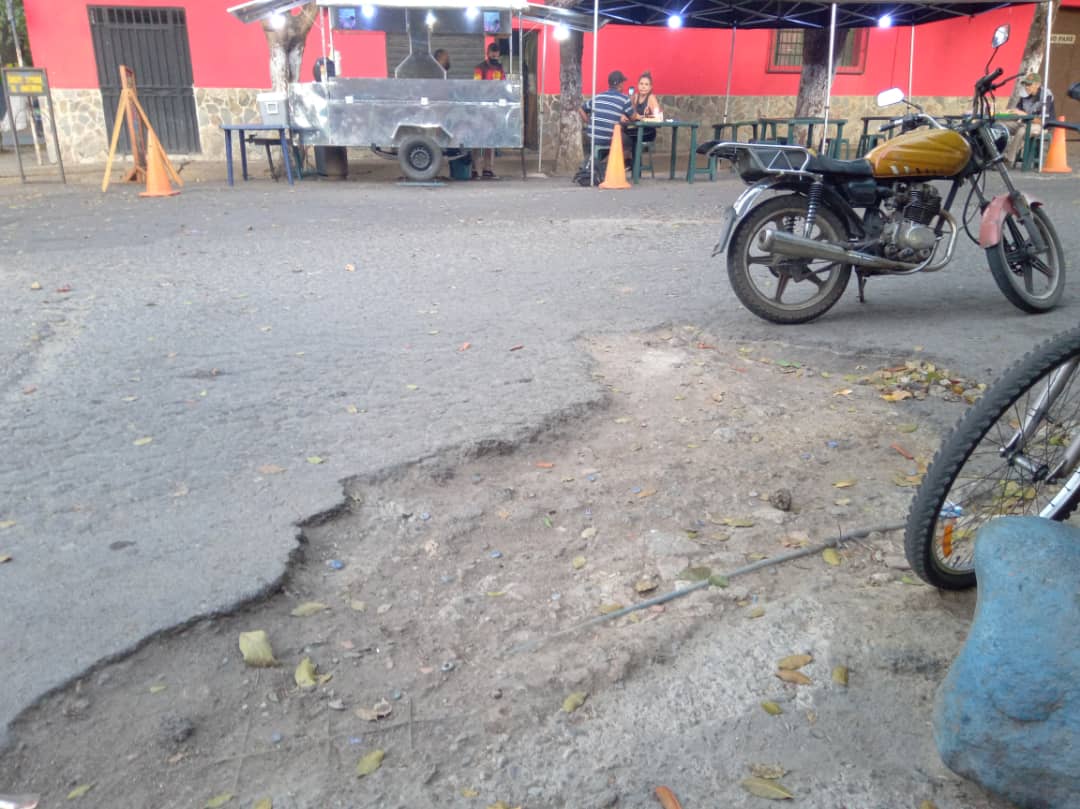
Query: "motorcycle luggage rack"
707 141 814 180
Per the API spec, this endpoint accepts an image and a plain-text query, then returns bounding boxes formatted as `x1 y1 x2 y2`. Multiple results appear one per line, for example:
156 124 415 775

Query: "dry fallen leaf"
253 799 273 809
257 464 285 475
920 802 938 809
897 423 919 433
355 749 385 777
290 601 329 617
133 436 153 447
67 783 95 800
654 785 684 809
598 603 624 615
461 787 480 798
205 794 233 808
832 665 850 686
0 554 11 564
747 606 766 619
535 461 555 469
881 390 913 402
580 526 597 540
149 683 167 694
833 388 853 396
562 691 588 713
637 488 657 498
775 670 812 685
238 630 277 667
0 520 15 530
822 548 842 566
635 578 658 594
295 657 318 688
832 479 856 488
306 456 324 465
572 556 587 570
741 777 794 800
761 701 783 716
777 654 813 671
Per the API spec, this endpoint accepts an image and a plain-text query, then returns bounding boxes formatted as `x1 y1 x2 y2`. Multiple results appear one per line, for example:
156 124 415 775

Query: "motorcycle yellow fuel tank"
865 129 972 179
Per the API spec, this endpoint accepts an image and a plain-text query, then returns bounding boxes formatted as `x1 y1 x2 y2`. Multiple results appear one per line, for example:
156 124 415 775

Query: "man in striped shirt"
580 70 632 158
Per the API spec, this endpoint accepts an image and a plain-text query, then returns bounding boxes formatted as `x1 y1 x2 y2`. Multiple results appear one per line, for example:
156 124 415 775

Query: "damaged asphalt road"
1 172 1078 747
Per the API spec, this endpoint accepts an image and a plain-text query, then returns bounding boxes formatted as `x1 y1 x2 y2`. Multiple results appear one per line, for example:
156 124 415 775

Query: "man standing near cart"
472 41 504 179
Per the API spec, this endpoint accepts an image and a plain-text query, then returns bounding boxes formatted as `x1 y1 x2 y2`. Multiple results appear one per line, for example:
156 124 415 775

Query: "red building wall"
23 0 1039 99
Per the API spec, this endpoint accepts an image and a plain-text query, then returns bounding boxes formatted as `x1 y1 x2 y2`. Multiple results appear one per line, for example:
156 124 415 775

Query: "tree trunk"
793 28 845 119
262 2 319 91
552 30 585 174
1007 0 1060 109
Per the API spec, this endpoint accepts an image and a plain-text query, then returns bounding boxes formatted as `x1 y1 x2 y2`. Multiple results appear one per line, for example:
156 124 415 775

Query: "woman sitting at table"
628 72 663 151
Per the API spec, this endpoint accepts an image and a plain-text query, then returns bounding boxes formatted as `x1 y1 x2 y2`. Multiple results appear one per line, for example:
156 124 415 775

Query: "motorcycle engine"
882 183 942 263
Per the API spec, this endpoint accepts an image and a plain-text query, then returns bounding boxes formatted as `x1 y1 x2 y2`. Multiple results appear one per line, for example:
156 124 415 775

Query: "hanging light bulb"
878 13 893 28
553 23 570 41
361 4 376 20
465 6 480 20
268 11 287 30
667 14 683 29
425 11 437 27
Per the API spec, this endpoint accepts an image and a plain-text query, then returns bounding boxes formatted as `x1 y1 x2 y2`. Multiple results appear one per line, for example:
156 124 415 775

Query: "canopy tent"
557 0 1038 29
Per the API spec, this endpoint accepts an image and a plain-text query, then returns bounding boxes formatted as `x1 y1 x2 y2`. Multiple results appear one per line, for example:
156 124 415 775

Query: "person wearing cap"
1003 72 1055 166
579 70 633 162
471 42 505 179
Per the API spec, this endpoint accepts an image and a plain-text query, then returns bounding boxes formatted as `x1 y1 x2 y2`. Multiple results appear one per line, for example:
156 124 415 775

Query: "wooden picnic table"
856 115 898 157
711 120 760 142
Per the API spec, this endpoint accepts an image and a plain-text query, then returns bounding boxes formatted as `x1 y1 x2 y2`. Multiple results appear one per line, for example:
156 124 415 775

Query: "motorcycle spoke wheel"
905 325 1080 589
987 206 1065 313
727 195 851 325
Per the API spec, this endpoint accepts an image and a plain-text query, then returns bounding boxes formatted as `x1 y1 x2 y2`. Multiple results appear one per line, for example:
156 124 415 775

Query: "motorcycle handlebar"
975 67 1004 95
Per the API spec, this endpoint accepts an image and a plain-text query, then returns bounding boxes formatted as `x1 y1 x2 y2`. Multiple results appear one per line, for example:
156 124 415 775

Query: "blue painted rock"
933 516 1080 809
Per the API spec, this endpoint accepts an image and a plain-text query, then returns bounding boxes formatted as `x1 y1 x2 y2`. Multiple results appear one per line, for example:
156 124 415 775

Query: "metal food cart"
228 0 599 180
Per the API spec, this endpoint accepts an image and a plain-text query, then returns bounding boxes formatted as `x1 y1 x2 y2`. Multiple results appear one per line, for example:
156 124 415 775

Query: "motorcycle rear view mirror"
992 24 1010 48
876 88 905 108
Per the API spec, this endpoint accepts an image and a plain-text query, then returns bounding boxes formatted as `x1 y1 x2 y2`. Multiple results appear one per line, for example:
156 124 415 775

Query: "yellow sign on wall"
4 68 48 97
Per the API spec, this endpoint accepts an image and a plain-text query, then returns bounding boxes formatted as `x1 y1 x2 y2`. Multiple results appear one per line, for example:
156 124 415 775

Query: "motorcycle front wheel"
986 205 1065 313
904 325 1080 589
727 194 851 324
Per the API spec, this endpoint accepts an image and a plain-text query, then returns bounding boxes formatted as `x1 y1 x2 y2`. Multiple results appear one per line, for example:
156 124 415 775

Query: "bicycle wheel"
986 206 1065 313
905 325 1080 589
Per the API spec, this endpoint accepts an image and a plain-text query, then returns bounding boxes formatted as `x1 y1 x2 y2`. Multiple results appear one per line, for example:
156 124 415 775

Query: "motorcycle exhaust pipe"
759 229 919 272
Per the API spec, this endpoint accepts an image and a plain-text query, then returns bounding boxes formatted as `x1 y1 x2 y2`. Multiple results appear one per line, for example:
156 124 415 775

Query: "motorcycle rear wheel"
986 205 1065 313
727 194 851 324
904 324 1080 589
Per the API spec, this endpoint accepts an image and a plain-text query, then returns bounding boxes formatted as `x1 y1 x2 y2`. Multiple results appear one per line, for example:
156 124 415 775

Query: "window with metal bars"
88 7 186 27
767 28 868 74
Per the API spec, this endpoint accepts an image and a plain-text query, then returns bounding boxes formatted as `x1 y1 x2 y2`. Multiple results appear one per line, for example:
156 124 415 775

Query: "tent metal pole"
723 26 736 124
589 0 599 185
820 2 837 155
908 25 915 98
1040 0 1052 170
539 25 547 172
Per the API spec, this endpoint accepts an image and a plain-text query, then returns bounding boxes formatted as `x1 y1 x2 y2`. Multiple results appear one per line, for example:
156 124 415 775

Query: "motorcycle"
707 23 1065 324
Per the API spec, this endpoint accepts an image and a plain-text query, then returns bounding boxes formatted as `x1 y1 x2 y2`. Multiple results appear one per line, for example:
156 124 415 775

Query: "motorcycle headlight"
989 122 1009 153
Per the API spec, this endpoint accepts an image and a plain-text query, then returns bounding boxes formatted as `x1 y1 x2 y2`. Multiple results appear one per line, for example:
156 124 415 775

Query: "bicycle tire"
905 324 1080 589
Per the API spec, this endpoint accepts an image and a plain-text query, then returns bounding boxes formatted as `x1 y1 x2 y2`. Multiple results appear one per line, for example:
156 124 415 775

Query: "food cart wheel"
399 134 442 182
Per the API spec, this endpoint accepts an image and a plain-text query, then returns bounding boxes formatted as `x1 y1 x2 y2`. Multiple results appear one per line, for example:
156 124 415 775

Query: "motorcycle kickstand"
856 271 869 303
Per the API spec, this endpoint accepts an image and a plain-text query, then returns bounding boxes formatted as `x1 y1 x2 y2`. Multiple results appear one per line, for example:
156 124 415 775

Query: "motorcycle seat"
806 155 874 177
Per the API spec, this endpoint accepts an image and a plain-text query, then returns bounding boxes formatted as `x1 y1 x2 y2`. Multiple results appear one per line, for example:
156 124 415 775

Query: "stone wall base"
536 94 972 167
48 88 972 166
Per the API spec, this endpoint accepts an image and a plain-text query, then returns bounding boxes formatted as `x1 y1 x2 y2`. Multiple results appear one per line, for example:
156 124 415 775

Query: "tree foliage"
1 0 32 67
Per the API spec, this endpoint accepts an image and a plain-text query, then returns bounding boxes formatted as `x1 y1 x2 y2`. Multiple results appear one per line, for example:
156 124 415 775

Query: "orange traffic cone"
1041 116 1072 174
140 131 180 197
599 124 631 189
